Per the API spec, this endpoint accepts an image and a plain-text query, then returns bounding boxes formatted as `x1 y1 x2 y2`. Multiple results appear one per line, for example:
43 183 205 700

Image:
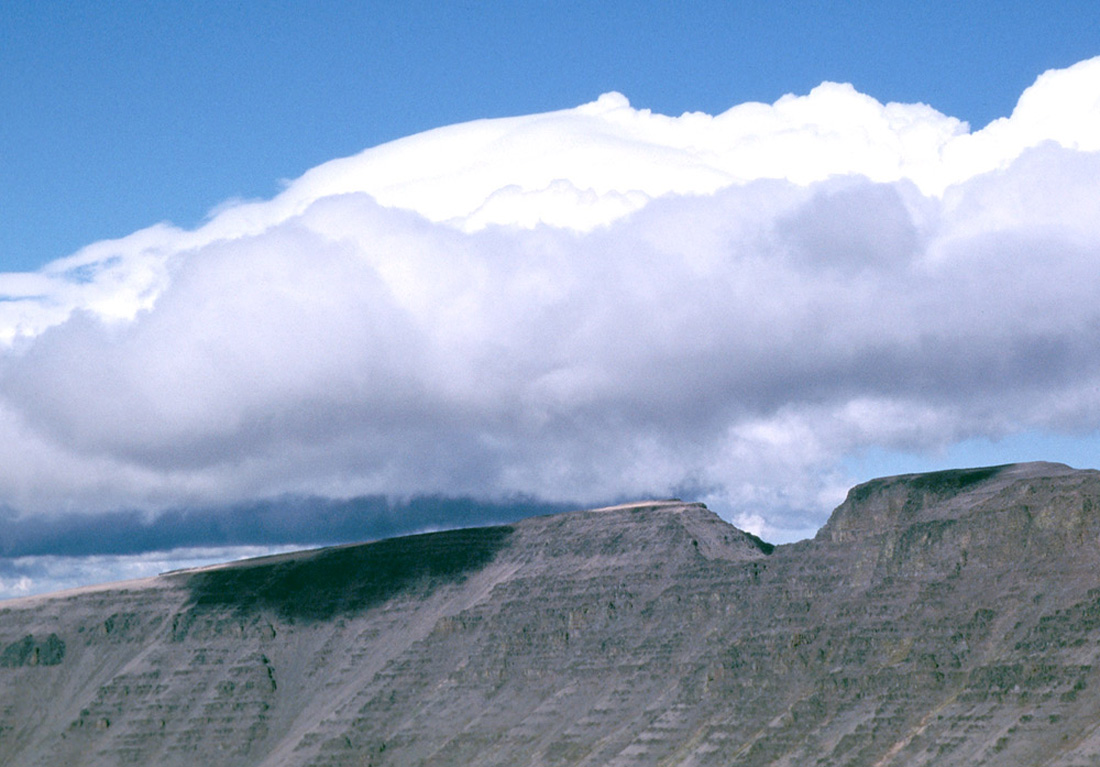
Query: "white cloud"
1 57 1100 542
0 546 299 600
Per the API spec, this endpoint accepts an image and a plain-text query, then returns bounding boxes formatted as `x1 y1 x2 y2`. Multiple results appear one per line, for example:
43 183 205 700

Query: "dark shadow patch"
742 530 775 556
38 633 65 665
849 465 1008 507
0 633 65 667
907 465 1008 496
848 478 890 506
185 525 513 621
0 636 33 667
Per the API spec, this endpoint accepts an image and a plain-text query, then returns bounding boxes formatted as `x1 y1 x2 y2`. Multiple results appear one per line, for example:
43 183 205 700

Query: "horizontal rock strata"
3 464 1100 765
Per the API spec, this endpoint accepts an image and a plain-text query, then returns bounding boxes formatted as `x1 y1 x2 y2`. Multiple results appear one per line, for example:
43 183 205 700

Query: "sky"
2 1 1100 597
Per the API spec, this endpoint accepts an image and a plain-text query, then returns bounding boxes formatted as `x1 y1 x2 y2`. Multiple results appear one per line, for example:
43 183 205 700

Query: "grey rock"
3 466 1100 765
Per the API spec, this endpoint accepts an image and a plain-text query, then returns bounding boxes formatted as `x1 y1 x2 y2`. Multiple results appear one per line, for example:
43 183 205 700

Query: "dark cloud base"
0 495 578 560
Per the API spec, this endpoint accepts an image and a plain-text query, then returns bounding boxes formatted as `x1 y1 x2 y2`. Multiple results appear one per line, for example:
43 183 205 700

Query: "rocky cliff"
3 463 1100 766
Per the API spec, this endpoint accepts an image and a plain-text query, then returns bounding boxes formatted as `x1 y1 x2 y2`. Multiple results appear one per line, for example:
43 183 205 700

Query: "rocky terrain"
3 462 1100 765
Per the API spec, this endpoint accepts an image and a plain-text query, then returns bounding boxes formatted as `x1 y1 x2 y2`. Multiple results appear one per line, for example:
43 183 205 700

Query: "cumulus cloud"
2 57 1100 552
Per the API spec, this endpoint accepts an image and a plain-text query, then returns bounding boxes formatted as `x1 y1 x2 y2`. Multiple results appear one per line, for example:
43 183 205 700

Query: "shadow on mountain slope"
185 525 514 621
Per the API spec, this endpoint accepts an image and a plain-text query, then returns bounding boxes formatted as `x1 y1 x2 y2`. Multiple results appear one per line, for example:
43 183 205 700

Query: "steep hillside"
3 466 1100 766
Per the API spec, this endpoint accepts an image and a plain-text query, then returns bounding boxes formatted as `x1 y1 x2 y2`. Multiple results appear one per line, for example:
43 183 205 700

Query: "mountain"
2 462 1100 766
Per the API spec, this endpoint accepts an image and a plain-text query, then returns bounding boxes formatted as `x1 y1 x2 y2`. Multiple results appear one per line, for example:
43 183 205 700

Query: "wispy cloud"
1 57 1099 549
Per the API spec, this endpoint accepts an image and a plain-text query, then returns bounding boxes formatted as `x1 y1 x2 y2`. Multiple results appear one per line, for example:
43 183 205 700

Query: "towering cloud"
2 56 1100 548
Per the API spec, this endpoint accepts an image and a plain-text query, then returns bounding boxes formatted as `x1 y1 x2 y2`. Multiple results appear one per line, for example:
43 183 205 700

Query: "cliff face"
3 466 1100 766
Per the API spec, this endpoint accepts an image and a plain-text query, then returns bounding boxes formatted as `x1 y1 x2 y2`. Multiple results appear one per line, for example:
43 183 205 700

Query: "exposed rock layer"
3 464 1100 765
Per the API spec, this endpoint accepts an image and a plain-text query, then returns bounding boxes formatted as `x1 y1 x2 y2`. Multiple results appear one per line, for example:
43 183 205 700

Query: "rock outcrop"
3 464 1100 765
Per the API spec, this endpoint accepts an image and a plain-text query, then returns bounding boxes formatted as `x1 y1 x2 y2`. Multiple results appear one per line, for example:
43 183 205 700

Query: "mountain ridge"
3 462 1100 765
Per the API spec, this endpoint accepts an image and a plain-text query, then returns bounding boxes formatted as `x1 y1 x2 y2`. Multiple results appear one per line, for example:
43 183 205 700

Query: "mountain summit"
3 463 1100 765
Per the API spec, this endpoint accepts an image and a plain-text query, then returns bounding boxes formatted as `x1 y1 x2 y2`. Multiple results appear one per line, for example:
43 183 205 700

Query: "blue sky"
4 1 1100 271
2 2 1100 597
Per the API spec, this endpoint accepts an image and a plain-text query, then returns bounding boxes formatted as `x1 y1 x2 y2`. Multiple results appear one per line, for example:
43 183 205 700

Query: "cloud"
0 495 572 599
0 496 570 559
2 57 1100 550
0 547 300 600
